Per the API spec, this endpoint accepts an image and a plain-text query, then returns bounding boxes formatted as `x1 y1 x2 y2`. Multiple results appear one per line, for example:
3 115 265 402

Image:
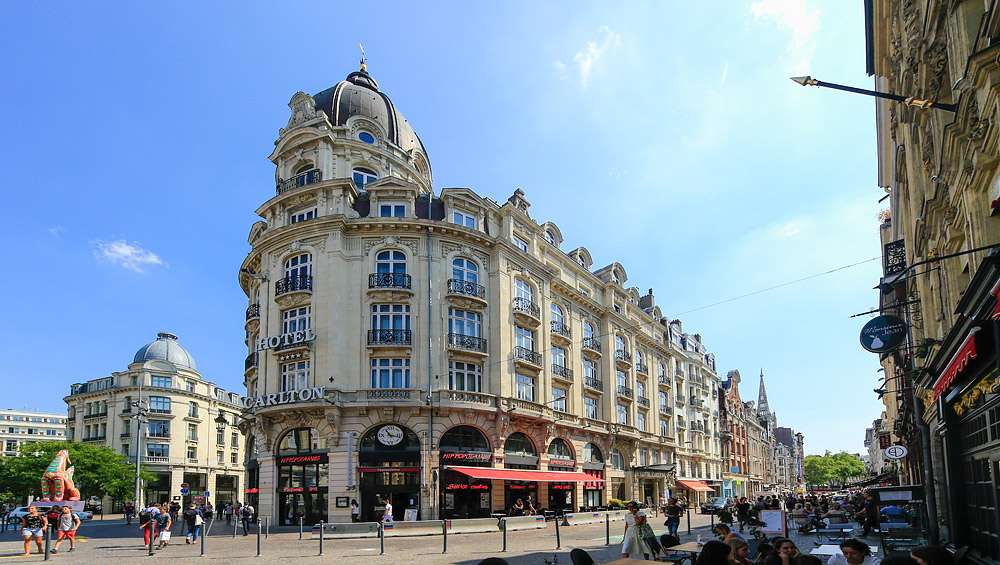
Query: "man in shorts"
52 506 81 554
20 505 48 556
123 501 135 525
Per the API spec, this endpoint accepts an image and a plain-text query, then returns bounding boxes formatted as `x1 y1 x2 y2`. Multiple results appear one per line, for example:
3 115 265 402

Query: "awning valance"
932 327 980 400
446 465 603 482
677 480 714 492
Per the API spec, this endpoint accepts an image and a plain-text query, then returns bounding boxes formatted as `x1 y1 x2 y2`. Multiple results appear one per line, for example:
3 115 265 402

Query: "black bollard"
256 519 262 557
44 524 51 561
148 523 155 556
233 516 237 538
687 504 691 535
299 516 303 540
501 518 507 552
442 520 448 554
318 520 325 556
605 513 610 545
265 516 269 539
379 522 385 555
555 515 561 549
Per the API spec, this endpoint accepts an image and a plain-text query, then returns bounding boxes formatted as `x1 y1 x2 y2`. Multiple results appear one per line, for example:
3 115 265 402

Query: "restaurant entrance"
358 423 422 522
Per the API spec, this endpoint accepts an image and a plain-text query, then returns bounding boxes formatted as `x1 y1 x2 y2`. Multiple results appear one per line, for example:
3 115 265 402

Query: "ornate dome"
133 332 197 370
312 69 427 156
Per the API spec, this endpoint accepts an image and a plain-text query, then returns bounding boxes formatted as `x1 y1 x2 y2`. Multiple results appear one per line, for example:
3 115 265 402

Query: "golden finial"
359 43 367 72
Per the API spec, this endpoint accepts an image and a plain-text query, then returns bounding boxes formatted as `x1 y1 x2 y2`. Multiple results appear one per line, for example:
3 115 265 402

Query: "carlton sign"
241 387 325 408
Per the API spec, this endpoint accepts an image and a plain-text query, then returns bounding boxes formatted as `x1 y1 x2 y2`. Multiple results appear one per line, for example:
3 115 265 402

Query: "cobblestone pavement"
0 513 866 564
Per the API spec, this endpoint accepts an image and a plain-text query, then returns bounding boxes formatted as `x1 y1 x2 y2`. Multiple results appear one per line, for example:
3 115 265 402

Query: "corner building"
240 65 724 524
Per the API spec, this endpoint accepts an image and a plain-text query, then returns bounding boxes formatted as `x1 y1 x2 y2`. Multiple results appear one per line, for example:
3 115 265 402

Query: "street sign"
885 445 908 459
204 491 211 498
180 488 190 495
180 483 190 489
860 315 907 353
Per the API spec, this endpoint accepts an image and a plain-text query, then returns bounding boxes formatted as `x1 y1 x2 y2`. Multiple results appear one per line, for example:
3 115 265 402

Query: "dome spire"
359 43 367 72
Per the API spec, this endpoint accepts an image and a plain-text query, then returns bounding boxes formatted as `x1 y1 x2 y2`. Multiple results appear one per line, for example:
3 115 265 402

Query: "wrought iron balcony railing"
658 375 670 385
584 376 604 391
550 321 571 338
276 168 322 195
637 396 650 408
582 337 601 352
636 362 648 374
369 272 412 289
617 385 633 399
512 346 542 366
245 352 258 371
447 278 485 298
512 297 540 318
552 364 573 379
246 303 260 320
275 275 312 296
368 329 412 346
660 405 673 415
447 333 487 353
615 350 631 363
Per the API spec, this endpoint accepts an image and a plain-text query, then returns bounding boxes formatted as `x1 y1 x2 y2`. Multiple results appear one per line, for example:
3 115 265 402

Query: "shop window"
611 449 626 471
504 433 537 458
547 438 572 460
583 443 603 463
278 428 327 455
439 425 490 452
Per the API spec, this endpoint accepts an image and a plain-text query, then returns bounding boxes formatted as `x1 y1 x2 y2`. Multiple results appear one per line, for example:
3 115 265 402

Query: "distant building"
63 332 244 507
0 409 67 456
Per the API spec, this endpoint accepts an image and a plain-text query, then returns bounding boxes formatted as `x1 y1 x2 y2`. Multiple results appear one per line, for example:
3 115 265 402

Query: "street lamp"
131 398 149 509
790 76 957 112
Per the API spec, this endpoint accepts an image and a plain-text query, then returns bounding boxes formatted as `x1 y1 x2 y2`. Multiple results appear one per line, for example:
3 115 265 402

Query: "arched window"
278 427 327 456
452 258 478 284
610 449 627 471
659 364 666 378
547 438 572 460
352 167 378 191
582 442 603 464
376 250 406 274
545 231 556 245
514 278 533 302
583 322 595 340
440 426 490 452
550 303 564 326
284 254 311 278
503 432 537 457
615 335 626 353
577 255 586 267
635 349 643 366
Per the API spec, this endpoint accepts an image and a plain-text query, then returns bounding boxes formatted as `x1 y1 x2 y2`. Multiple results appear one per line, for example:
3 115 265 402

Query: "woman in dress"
827 539 881 565
622 501 651 560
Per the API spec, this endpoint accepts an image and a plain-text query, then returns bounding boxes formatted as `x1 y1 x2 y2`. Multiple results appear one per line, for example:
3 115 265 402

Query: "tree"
803 454 832 486
0 441 154 502
803 451 867 487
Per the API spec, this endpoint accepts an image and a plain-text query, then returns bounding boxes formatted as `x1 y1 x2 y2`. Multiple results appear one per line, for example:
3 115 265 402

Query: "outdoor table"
667 541 704 554
812 544 878 555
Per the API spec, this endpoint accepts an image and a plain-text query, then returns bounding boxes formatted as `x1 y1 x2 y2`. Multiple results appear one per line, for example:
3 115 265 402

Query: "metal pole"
442 520 448 553
501 518 507 552
299 516 303 540
265 516 269 539
256 519 261 557
44 523 51 561
606 513 610 545
233 514 237 538
200 518 209 557
555 514 561 549
318 520 324 556
148 522 155 556
379 522 385 555
687 495 691 535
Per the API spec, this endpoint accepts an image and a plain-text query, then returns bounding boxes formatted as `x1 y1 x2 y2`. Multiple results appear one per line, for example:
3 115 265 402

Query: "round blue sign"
860 315 907 353
180 488 190 495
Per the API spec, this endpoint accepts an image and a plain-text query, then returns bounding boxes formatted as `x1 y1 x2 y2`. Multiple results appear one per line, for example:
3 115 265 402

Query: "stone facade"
0 409 67 457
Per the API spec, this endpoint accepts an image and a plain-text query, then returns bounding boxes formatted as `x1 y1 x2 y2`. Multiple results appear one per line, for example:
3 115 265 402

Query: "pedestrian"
153 507 172 549
205 501 214 519
696 540 733 565
20 505 47 557
51 505 81 554
169 501 180 522
728 538 751 565
663 498 683 536
659 495 667 516
827 539 881 565
509 499 524 517
763 538 801 565
855 492 880 537
524 494 536 516
350 499 360 522
47 505 62 524
381 498 394 523
138 502 160 546
124 501 135 525
241 503 255 536
735 497 751 533
224 503 233 524
622 500 651 560
631 501 665 561
183 503 203 545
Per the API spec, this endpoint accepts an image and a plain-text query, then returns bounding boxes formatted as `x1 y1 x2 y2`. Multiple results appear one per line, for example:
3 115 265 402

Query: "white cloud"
48 226 63 237
750 0 819 72
566 26 621 87
93 239 166 273
721 63 729 86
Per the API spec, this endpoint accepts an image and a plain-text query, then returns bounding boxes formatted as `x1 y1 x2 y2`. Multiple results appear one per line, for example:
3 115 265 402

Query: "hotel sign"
241 387 325 408
255 329 315 352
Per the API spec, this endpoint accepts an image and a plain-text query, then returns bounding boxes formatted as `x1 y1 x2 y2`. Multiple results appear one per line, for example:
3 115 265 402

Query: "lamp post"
790 76 957 112
131 376 149 509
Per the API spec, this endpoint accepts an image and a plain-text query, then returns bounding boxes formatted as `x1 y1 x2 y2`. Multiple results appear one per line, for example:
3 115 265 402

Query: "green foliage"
745 504 766 539
608 498 626 508
716 507 734 525
0 441 154 501
804 451 866 486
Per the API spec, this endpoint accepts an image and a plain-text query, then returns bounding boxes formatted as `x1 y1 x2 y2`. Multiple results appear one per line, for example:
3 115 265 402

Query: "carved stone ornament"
284 92 319 132
275 292 311 309
363 237 418 256
306 236 327 253
923 41 948 98
367 289 413 302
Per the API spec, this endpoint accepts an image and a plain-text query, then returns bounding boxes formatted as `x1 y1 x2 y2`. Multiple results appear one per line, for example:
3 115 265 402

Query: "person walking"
735 497 751 533
241 503 255 536
350 499 360 522
224 503 233 524
524 494 536 516
124 501 135 525
622 501 651 560
138 502 160 546
664 498 683 537
20 505 47 557
855 492 880 537
153 508 172 549
51 506 81 554
183 503 203 544
381 498 394 523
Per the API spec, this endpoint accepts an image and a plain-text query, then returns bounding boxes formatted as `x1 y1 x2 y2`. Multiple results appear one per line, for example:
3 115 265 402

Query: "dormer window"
352 167 378 191
577 255 586 267
545 231 556 245
513 234 529 252
358 132 376 144
379 202 406 218
289 207 317 224
453 211 477 229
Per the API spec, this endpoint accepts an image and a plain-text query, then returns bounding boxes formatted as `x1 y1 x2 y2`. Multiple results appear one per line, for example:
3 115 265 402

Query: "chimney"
639 288 655 310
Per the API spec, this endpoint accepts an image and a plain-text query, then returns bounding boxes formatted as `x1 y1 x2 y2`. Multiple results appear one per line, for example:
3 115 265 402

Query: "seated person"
881 505 907 523
823 503 849 525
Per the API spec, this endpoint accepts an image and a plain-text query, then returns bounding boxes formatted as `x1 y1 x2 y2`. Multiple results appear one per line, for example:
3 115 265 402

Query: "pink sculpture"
40 450 81 501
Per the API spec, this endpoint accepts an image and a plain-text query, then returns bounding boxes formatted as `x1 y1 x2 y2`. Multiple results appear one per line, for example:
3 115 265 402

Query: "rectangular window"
46 429 56 435
122 444 129 456
637 380 646 399
512 235 529 252
637 412 646 432
371 304 411 330
282 306 312 334
188 423 198 441
453 211 477 229
551 346 566 368
149 397 170 413
584 360 597 381
585 396 598 420
187 446 197 459
289 207 317 224
660 419 670 436
217 430 225 445
515 326 534 350
448 308 481 337
616 370 627 389
379 202 406 217
148 420 169 438
552 388 568 412
617 404 628 425
147 444 169 457
448 361 482 392
370 358 411 389
151 375 171 388
188 402 199 418
232 432 239 446
217 451 224 464
186 381 194 392
281 360 311 391
231 452 238 464
516 373 535 402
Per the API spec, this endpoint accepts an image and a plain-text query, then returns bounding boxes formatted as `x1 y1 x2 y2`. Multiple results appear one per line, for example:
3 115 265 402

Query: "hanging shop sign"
241 386 325 408
859 315 907 353
884 445 908 460
255 329 315 352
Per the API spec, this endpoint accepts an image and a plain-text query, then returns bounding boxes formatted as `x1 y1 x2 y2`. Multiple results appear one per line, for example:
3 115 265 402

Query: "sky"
0 1 886 455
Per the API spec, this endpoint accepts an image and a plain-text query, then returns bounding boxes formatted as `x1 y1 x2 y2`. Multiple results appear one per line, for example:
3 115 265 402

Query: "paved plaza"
0 512 854 564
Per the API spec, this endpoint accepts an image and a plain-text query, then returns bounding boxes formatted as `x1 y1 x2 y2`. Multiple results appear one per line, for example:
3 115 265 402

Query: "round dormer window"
358 132 376 144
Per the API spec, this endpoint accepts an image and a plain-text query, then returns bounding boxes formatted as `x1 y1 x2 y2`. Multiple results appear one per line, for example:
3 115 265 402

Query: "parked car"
6 505 92 524
700 497 734 514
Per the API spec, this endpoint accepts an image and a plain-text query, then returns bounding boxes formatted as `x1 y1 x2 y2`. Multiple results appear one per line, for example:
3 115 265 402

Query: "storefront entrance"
439 425 494 519
279 492 327 525
275 427 329 524
359 423 422 522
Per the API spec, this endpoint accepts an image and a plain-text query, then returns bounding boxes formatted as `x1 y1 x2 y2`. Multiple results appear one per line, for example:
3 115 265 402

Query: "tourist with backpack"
241 503 255 536
138 503 160 546
182 503 203 544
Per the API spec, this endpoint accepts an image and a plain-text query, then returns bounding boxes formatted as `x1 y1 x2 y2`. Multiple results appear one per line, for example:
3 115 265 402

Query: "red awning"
991 277 1000 321
677 480 714 492
932 327 980 401
447 466 604 482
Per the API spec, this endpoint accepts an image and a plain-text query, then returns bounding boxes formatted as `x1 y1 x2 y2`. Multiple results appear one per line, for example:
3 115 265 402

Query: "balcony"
635 363 648 375
368 329 412 346
584 376 604 392
512 346 543 368
615 350 632 363
658 375 670 387
83 435 107 443
276 168 322 195
550 321 571 340
364 389 415 400
120 432 131 438
275 275 312 296
447 333 487 354
245 303 260 321
675 370 685 379
369 272 412 290
245 352 258 373
150 408 171 414
659 405 673 415
443 390 495 406
581 337 601 354
637 396 650 408
617 385 633 399
677 418 687 428
148 432 171 439
676 395 686 404
551 364 573 381
447 278 485 300
511 398 547 413
512 298 540 326
84 412 108 420
143 456 169 463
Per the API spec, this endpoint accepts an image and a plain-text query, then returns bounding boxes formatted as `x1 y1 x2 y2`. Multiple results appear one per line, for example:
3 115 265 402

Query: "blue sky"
0 1 885 454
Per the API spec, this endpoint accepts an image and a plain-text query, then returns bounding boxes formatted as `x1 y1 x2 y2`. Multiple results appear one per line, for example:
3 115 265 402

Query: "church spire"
757 368 770 416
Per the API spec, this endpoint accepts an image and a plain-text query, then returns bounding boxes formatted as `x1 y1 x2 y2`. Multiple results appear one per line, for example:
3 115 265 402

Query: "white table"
812 544 878 555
